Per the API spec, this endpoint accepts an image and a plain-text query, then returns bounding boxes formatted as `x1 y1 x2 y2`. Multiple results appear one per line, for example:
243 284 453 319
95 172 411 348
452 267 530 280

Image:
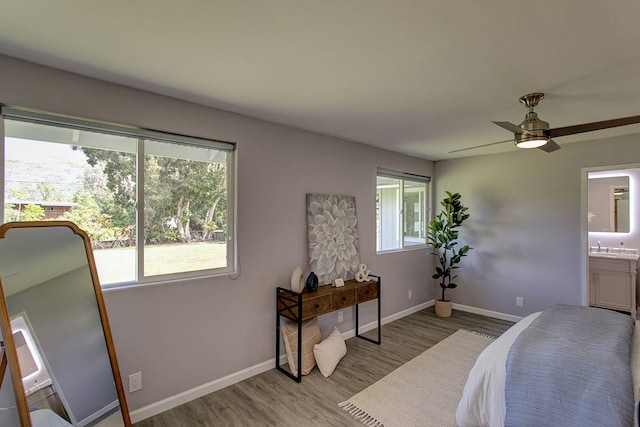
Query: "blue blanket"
505 305 635 427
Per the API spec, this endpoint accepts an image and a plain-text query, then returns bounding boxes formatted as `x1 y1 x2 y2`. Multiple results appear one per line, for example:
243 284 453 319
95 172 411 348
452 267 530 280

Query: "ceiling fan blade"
492 121 529 135
537 139 561 153
548 115 640 138
448 139 512 154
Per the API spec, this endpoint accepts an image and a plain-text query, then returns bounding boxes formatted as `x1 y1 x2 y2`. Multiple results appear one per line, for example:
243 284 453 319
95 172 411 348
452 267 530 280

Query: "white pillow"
313 327 347 377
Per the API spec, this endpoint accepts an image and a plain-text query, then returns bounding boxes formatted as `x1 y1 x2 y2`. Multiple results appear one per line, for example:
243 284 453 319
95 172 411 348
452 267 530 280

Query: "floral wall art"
306 194 360 285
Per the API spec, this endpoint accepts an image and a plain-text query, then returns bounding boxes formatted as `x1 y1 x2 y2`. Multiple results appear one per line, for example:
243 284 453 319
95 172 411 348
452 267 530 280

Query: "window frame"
376 167 430 253
1 105 237 287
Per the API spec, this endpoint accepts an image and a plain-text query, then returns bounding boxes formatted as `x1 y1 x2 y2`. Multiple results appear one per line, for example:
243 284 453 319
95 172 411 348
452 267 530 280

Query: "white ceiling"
1 0 640 161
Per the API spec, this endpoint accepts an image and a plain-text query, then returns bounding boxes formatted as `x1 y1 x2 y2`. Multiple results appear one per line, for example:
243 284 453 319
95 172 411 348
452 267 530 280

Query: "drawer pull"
314 304 320 308
342 297 348 302
365 290 370 295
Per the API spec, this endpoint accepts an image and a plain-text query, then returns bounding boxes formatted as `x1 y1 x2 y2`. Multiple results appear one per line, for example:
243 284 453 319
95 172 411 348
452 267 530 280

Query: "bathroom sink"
589 248 639 260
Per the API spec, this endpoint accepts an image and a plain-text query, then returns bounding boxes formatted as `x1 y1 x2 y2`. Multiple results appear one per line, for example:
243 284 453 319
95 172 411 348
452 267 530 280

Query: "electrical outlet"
516 297 524 307
408 290 412 299
129 372 142 392
338 311 343 323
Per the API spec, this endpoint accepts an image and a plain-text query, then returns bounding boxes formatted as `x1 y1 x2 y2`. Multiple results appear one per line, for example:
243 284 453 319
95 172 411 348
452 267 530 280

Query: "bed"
456 305 639 427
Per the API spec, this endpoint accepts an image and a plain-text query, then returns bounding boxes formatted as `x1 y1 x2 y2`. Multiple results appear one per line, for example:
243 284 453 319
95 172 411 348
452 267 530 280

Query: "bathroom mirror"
0 221 131 426
588 176 630 233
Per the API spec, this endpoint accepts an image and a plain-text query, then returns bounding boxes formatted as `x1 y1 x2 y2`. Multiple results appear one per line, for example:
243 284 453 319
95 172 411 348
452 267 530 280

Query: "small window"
376 168 429 252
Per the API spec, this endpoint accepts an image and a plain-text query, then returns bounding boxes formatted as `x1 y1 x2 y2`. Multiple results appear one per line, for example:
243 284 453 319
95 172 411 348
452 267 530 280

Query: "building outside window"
376 168 429 252
1 106 236 287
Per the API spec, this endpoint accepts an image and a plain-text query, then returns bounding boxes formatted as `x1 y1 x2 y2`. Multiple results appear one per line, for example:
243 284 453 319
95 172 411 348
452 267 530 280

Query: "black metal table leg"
355 275 381 345
275 288 303 382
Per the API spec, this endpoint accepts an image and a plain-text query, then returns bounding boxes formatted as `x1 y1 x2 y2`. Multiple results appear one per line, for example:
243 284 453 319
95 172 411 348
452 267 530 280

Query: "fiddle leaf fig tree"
428 191 472 302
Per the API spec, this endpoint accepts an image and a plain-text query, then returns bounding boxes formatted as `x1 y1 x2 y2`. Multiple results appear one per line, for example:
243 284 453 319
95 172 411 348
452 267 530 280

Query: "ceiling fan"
450 93 640 154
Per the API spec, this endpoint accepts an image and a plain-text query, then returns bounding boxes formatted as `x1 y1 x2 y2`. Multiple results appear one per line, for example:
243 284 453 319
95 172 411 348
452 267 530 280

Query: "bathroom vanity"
588 250 639 317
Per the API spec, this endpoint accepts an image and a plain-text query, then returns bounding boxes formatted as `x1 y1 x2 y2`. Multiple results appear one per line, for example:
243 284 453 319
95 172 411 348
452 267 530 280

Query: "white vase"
290 266 304 292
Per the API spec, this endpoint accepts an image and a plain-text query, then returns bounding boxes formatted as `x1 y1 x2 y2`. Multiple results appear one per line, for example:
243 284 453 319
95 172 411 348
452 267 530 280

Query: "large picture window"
1 106 235 286
376 168 429 252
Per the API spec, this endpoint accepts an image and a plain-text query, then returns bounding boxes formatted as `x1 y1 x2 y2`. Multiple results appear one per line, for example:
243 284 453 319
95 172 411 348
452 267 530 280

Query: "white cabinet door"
595 270 633 311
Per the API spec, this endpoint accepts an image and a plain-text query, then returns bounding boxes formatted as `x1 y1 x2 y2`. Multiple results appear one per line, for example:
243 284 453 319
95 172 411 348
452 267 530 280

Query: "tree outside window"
3 117 234 286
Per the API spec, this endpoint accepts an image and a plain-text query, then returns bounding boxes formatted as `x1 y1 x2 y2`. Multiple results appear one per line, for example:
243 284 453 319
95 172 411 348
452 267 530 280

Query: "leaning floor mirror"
0 221 131 427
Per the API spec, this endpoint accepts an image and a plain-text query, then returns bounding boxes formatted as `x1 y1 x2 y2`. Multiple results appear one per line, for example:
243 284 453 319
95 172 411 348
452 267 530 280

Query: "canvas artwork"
306 194 360 285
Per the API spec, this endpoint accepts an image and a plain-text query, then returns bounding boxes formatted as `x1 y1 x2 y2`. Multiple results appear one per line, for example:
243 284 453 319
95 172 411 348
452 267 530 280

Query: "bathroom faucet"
597 241 601 252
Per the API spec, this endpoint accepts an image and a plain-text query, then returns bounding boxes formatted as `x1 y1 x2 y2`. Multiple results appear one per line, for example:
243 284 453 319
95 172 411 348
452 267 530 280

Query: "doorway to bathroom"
583 164 640 319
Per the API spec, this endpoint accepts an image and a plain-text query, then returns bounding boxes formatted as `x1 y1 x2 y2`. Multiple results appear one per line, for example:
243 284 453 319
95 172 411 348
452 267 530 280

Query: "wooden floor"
134 307 513 427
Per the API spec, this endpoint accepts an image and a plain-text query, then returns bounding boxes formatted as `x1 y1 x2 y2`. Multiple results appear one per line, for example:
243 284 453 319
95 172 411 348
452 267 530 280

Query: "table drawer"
357 282 378 303
300 295 331 319
331 289 356 309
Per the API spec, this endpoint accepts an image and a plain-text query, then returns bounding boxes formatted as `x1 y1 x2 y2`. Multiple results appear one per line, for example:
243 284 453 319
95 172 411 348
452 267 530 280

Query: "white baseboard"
78 400 119 427
130 299 518 423
341 299 434 340
452 302 523 323
130 300 434 422
273 299 434 365
129 357 277 423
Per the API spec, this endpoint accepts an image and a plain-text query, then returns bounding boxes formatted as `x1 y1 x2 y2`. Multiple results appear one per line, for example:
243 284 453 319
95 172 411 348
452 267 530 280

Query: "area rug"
339 329 494 427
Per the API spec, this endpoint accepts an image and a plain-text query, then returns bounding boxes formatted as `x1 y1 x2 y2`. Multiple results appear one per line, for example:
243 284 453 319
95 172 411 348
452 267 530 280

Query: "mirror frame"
0 221 131 426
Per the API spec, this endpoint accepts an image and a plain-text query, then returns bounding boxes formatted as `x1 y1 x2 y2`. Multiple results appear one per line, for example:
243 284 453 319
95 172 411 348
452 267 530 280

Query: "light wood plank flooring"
134 307 513 427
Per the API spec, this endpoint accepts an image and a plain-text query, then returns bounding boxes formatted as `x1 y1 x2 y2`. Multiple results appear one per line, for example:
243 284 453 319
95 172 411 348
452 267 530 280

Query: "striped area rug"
339 329 494 427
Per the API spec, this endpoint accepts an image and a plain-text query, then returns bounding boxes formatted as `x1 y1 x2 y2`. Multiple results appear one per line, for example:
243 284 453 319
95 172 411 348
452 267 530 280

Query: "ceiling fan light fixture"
487 91 640 155
515 136 549 149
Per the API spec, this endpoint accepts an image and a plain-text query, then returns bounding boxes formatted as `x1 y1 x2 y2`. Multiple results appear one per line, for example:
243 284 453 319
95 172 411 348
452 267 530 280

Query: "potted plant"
428 191 472 317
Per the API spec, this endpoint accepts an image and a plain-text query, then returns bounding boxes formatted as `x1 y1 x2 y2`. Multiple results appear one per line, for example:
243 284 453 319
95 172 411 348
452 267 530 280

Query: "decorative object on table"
305 271 319 292
306 194 360 285
427 191 472 317
290 266 305 293
334 278 345 288
313 327 348 377
281 318 322 376
355 263 371 283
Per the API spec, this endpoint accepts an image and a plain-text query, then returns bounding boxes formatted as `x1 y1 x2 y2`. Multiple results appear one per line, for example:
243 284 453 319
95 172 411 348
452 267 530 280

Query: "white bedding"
455 313 640 427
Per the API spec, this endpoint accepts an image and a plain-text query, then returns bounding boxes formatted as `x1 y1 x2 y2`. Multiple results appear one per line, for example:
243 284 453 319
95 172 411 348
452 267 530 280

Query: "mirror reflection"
0 223 129 426
0 344 21 426
11 313 70 421
588 176 630 233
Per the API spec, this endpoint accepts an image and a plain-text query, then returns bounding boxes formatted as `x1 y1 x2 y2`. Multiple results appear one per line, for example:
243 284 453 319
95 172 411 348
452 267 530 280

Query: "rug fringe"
339 401 384 427
459 328 496 339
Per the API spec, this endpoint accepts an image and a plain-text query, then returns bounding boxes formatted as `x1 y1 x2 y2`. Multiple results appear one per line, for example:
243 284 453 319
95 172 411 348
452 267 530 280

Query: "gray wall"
434 135 640 316
0 55 435 410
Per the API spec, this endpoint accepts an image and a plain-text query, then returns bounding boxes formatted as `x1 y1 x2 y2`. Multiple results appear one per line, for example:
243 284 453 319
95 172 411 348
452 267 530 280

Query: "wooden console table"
276 274 381 382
